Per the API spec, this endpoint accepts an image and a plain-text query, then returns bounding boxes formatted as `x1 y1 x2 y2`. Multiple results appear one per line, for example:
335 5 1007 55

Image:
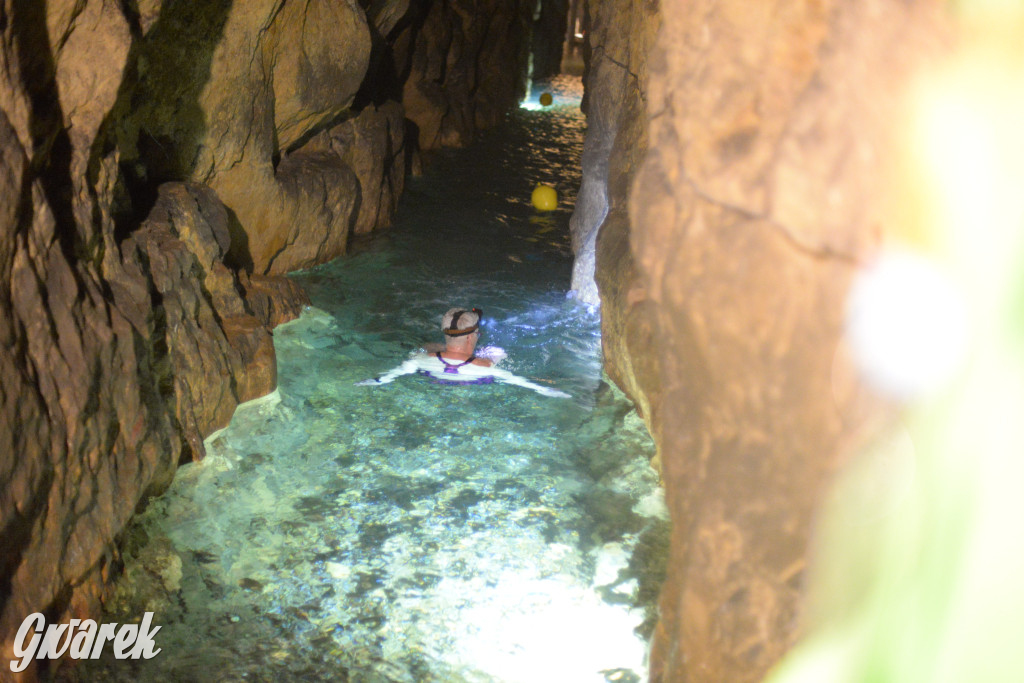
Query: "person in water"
356 307 570 398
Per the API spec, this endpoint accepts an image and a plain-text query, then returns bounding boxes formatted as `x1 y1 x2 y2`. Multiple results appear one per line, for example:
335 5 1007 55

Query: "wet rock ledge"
0 0 533 665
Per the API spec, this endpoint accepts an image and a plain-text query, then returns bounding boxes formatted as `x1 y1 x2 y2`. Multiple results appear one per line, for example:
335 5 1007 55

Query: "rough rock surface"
585 0 950 680
0 1 306 667
116 183 297 457
109 0 527 273
569 0 658 306
111 0 410 275
401 0 533 150
1 0 548 668
1 1 544 669
306 101 408 237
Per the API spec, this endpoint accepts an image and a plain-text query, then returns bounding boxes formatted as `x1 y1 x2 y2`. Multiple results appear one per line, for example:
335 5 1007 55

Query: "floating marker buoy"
531 184 557 211
539 92 553 106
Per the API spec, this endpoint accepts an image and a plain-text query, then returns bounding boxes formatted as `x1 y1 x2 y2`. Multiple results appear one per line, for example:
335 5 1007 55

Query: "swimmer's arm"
475 345 507 364
355 358 420 386
490 368 570 398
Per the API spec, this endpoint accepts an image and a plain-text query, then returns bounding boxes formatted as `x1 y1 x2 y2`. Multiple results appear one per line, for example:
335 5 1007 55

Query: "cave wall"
400 0 533 150
0 0 310 661
0 0 959 677
530 0 569 81
110 0 534 274
1 0 533 667
569 0 658 307
583 0 950 680
110 0 406 276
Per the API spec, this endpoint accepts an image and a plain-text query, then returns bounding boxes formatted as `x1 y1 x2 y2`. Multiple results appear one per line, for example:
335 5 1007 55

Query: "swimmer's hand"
357 359 417 386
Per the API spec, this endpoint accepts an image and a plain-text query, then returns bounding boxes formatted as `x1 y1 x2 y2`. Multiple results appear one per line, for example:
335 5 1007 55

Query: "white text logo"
10 612 162 672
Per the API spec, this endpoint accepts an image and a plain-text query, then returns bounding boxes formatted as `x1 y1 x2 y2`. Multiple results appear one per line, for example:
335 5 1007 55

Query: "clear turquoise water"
80 77 667 683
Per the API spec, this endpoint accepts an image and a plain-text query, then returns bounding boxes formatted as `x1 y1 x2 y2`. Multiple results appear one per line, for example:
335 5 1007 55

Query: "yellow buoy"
539 92 553 107
531 184 558 211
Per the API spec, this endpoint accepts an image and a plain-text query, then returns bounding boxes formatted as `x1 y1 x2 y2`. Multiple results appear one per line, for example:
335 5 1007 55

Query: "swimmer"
356 307 570 398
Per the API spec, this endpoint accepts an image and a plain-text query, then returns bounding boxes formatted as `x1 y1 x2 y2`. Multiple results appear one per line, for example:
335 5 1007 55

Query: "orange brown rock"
584 0 951 680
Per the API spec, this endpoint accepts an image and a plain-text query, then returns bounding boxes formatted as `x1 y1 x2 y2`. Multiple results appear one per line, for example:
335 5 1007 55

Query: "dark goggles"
443 308 483 337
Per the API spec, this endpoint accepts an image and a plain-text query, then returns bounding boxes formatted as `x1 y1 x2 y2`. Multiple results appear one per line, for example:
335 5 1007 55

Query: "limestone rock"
307 101 408 236
106 532 185 617
585 0 951 680
530 0 569 81
1 1 171 656
355 0 416 109
112 0 374 274
222 98 408 274
268 0 372 152
116 183 286 455
0 0 306 657
240 272 311 329
116 0 370 181
1 0 541 670
363 0 413 39
220 314 278 406
216 147 361 275
570 0 658 305
401 0 532 150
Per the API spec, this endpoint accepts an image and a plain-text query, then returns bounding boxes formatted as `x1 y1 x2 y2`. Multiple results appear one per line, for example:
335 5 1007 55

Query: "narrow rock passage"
78 77 668 683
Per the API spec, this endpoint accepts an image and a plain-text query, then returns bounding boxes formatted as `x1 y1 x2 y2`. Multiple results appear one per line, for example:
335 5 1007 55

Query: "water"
76 76 668 683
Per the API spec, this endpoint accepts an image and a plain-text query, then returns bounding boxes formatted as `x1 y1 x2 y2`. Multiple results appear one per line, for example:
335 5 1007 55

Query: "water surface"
81 76 667 683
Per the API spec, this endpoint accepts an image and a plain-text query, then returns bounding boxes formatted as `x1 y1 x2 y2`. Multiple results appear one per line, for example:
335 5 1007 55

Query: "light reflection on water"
79 76 668 683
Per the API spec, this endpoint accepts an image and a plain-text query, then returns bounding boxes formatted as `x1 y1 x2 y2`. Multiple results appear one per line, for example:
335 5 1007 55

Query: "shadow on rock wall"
106 0 234 233
401 0 532 150
0 1 306 669
106 0 398 275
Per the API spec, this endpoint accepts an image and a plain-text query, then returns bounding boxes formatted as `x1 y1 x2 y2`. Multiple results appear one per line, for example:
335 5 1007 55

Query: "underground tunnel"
2 1 1024 682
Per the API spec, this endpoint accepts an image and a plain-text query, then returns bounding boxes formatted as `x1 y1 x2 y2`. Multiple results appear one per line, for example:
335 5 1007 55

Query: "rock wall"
107 0 533 274
401 0 533 150
569 0 658 307
110 0 410 276
0 0 399 666
531 0 569 81
1 0 546 668
584 0 949 680
304 101 408 238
